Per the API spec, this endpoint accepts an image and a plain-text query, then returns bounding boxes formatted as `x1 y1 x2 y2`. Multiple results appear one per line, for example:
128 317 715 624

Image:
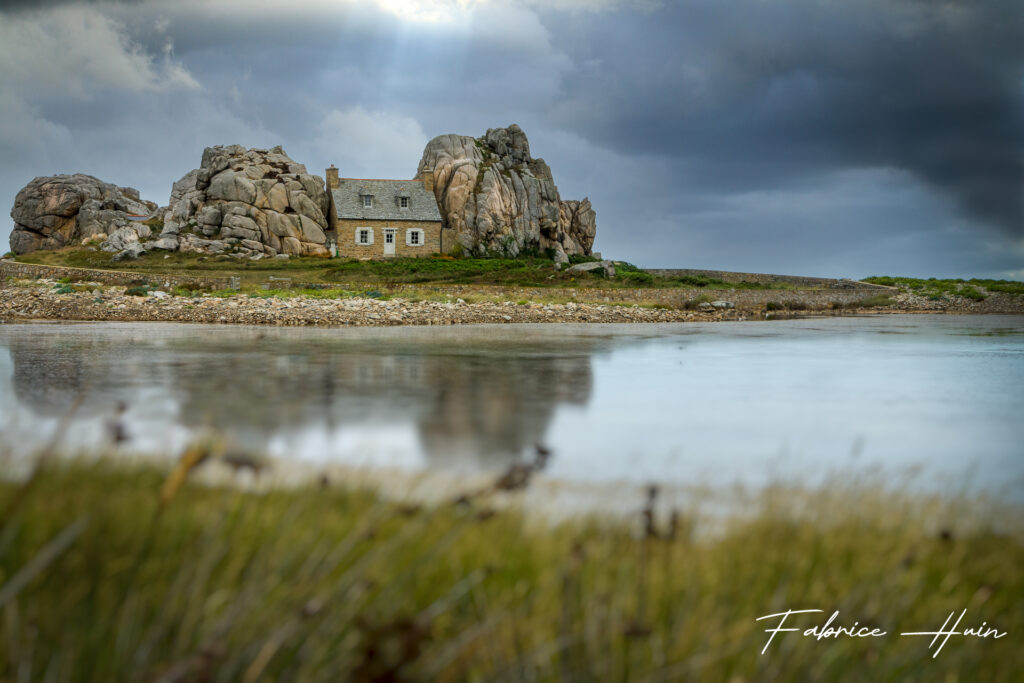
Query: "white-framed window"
356 227 373 245
406 228 424 246
362 195 373 208
399 196 409 208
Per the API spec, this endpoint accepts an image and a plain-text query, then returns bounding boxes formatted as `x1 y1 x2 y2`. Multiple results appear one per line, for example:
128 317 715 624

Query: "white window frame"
362 195 373 208
355 227 373 245
406 228 425 247
399 196 409 208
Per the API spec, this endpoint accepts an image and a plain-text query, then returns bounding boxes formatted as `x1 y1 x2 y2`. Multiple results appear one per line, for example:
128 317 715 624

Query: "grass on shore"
864 276 1024 300
16 248 796 291
1 454 1021 682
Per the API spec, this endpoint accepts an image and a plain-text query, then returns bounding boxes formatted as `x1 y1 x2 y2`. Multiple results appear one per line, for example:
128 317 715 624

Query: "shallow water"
0 316 1021 496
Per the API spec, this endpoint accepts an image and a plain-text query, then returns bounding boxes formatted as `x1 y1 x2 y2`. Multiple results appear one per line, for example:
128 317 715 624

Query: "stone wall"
369 284 891 310
644 268 887 289
255 279 892 310
1 259 891 310
334 219 442 258
0 259 234 290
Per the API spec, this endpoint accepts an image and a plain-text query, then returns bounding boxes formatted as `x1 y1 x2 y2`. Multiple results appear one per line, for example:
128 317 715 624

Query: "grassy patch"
959 285 986 301
857 293 896 307
763 301 812 312
0 458 1020 681
16 248 801 291
864 276 1024 300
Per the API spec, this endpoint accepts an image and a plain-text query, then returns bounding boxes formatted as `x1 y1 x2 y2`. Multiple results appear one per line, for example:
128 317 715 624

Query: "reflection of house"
325 165 443 258
7 329 594 470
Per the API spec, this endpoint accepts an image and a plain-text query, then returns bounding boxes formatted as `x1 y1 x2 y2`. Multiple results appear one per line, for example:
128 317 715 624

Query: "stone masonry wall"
334 219 442 258
644 268 884 289
0 260 234 290
372 284 891 310
1 260 892 310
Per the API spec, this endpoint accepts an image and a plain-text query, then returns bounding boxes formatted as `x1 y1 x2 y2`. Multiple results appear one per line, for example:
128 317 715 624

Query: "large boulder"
9 174 156 254
162 145 331 258
415 124 597 260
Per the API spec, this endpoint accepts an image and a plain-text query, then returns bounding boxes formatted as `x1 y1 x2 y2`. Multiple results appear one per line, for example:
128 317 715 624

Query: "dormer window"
362 195 373 208
399 196 409 208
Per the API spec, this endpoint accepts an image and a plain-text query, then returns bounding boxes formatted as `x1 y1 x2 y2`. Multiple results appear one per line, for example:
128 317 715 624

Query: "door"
383 229 396 256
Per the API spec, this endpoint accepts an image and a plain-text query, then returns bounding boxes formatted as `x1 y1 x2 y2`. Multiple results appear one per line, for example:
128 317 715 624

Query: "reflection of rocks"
7 338 92 415
417 353 591 468
3 327 595 469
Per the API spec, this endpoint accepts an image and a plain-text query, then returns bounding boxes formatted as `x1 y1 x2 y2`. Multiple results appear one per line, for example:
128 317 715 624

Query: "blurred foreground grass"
1 457 1021 682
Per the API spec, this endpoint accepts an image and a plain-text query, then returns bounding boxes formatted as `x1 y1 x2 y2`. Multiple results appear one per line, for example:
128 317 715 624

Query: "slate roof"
331 178 442 222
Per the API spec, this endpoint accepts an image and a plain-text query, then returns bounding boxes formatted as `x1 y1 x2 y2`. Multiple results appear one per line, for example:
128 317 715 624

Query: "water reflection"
1 324 595 470
2 317 1022 493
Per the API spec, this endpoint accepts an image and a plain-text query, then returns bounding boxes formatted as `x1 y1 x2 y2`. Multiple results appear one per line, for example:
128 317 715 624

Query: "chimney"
421 168 434 193
326 165 339 190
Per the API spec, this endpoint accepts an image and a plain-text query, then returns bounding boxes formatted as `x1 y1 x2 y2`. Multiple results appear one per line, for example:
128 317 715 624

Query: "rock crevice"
416 124 596 261
162 144 331 258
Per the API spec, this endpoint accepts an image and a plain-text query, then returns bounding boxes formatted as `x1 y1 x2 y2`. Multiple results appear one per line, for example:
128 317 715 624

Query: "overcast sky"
1 0 1021 278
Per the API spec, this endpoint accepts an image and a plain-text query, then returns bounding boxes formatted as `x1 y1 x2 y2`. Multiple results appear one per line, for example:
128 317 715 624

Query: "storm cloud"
548 0 1024 237
0 0 1021 277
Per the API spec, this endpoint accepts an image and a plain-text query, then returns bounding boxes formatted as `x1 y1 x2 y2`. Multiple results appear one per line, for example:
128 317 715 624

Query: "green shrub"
858 294 895 307
619 271 654 286
124 286 148 296
863 275 1019 300
959 286 986 301
972 279 1024 295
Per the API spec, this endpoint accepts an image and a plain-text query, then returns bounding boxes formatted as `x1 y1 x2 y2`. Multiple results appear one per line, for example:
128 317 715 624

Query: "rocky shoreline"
2 277 1018 327
0 278 742 326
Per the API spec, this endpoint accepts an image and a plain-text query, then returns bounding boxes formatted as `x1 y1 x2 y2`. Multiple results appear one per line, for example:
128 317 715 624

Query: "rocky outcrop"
160 145 332 258
416 124 596 262
9 174 157 255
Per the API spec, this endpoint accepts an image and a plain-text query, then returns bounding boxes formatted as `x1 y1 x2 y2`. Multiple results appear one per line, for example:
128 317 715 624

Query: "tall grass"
1 455 1021 681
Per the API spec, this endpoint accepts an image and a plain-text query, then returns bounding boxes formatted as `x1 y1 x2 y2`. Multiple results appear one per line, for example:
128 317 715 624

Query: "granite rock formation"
415 124 596 261
9 174 157 255
160 145 332 258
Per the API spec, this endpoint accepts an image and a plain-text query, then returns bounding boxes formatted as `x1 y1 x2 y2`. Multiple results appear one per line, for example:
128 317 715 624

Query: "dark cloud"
546 0 1024 236
0 0 142 11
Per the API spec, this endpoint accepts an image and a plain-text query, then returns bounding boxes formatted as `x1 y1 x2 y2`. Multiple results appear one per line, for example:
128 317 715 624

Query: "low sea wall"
643 268 883 289
0 259 235 290
375 283 891 310
1 259 892 310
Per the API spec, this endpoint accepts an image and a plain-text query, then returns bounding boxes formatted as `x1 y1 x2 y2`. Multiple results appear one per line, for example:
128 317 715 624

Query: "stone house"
325 165 443 258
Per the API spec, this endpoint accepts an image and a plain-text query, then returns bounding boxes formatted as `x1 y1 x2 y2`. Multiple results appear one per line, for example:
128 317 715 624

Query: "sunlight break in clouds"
371 0 488 23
